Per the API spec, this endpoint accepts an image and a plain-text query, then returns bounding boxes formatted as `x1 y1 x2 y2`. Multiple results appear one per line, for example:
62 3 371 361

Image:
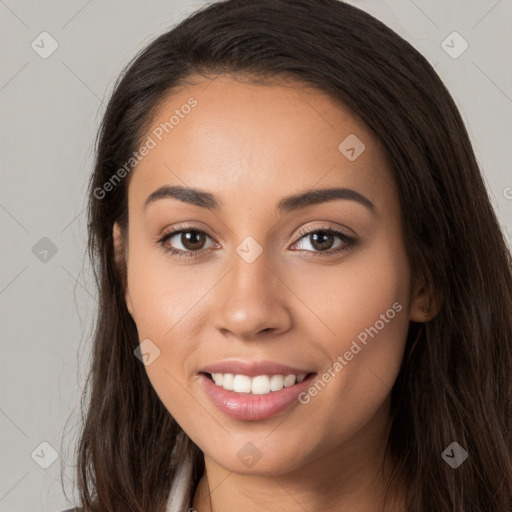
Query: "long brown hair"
64 0 512 510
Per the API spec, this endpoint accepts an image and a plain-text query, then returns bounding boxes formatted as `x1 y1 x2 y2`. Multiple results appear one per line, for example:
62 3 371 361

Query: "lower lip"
198 372 316 421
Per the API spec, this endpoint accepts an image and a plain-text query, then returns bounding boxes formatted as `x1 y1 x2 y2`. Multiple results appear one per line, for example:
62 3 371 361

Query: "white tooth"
212 373 223 386
251 375 271 394
283 374 297 387
216 373 303 393
233 374 252 393
222 373 234 390
270 375 284 391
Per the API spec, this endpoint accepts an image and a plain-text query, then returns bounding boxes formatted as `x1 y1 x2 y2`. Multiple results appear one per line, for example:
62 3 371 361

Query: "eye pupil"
310 231 334 251
182 231 205 250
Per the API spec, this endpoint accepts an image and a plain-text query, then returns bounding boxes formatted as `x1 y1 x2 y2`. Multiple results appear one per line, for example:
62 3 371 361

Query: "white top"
165 450 194 512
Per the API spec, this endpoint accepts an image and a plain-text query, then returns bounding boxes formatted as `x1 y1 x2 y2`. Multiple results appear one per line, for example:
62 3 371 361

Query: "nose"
211 247 293 340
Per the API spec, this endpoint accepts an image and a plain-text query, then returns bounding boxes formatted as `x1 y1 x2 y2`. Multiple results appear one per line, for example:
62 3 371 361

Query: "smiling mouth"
201 371 316 395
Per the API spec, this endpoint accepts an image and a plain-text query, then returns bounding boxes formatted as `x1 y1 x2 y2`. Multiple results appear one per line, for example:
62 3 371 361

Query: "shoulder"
58 508 82 512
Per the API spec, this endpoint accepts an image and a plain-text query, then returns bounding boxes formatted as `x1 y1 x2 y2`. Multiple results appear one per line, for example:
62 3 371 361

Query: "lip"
200 359 314 378
198 369 317 421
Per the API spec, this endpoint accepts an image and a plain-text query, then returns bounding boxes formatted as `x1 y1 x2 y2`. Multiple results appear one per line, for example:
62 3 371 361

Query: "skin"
114 74 434 512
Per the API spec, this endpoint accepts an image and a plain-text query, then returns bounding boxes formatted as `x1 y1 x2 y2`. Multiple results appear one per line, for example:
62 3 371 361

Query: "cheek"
289 240 410 344
126 235 205 340
125 244 206 418
125 235 220 393
293 241 411 404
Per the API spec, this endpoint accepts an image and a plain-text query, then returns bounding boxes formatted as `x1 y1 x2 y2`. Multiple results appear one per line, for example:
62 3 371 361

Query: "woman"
61 0 512 510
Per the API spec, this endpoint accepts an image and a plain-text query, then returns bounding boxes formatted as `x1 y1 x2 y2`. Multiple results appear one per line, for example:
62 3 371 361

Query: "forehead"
128 74 396 214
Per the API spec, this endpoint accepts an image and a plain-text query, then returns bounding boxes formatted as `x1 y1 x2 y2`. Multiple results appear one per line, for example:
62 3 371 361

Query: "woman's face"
116 75 428 476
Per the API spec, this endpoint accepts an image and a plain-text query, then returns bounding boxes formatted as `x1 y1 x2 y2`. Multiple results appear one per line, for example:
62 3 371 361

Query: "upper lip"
200 359 316 378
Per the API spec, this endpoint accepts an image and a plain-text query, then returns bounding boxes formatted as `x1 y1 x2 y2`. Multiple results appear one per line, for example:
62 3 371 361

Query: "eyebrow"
144 185 377 215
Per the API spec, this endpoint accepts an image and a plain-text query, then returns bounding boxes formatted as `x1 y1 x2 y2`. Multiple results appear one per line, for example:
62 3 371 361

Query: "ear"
113 222 134 318
409 274 443 323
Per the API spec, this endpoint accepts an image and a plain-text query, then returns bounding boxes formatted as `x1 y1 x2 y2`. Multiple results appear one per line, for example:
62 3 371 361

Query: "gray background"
0 1 511 511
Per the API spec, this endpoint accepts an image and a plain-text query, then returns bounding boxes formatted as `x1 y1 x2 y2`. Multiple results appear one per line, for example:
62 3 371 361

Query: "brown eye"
158 227 216 259
178 230 207 251
307 231 336 251
292 227 355 255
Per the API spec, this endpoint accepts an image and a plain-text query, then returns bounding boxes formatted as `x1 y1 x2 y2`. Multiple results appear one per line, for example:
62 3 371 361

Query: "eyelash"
156 223 356 260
